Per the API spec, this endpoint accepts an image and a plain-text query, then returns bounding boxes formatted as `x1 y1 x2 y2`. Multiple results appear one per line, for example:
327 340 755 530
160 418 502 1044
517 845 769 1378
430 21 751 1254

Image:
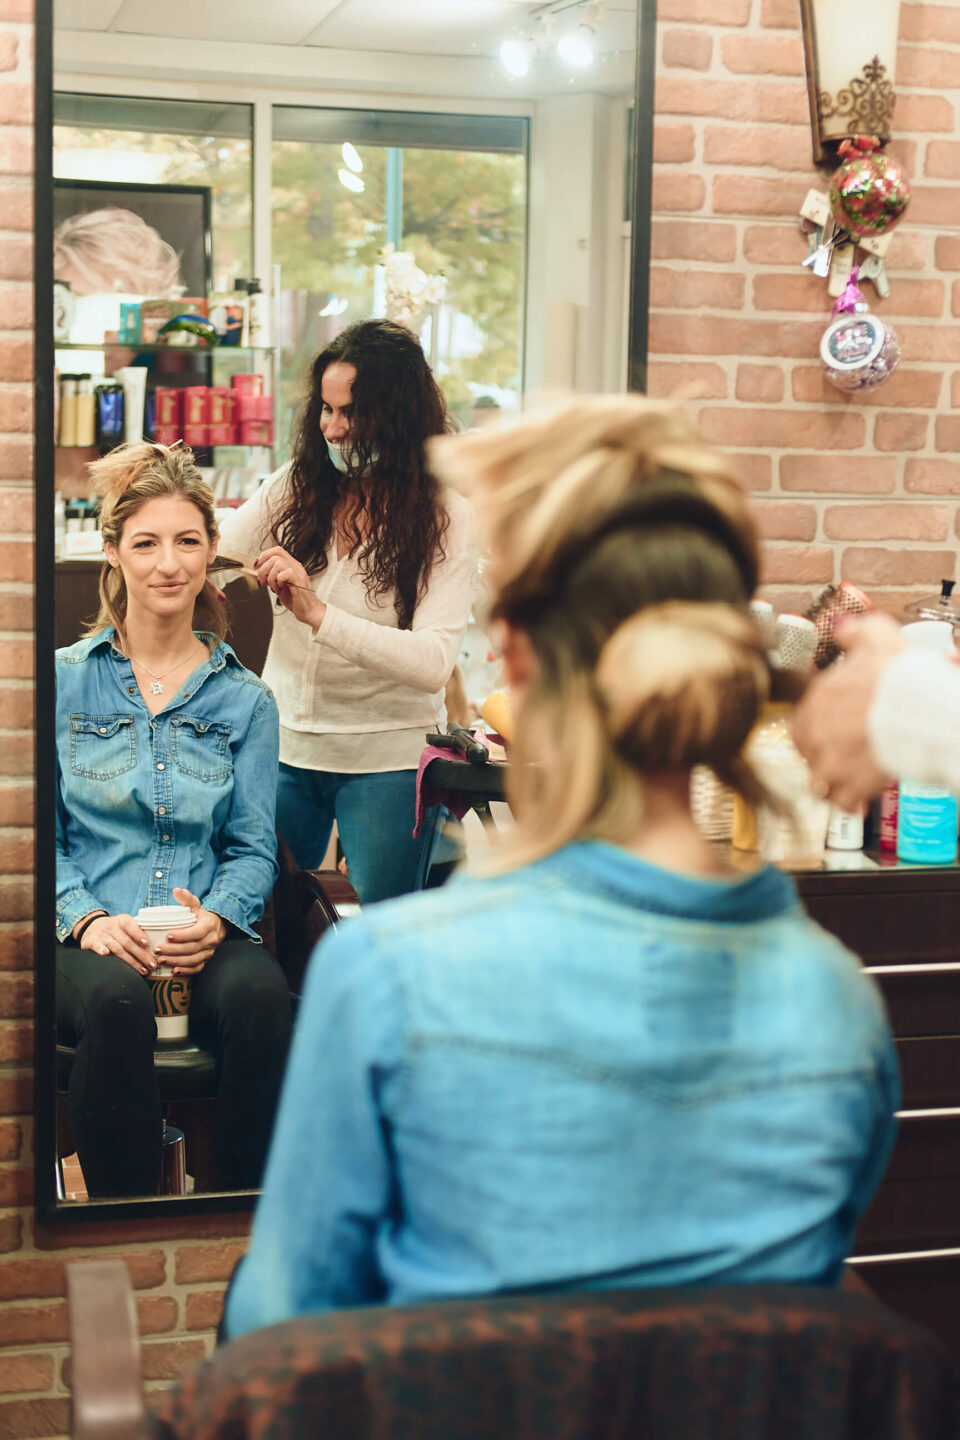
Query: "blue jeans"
277 763 430 904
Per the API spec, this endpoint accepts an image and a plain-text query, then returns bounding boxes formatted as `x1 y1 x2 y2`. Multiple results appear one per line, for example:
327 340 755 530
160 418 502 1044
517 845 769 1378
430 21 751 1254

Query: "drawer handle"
896 1107 960 1120
851 1245 960 1265
864 962 960 974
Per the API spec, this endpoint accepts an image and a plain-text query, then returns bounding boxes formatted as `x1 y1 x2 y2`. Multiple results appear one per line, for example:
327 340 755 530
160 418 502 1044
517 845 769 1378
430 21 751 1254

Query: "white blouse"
217 466 479 773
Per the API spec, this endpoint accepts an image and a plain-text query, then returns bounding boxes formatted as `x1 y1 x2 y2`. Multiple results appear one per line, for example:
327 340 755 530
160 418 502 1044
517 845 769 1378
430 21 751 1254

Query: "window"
272 106 527 441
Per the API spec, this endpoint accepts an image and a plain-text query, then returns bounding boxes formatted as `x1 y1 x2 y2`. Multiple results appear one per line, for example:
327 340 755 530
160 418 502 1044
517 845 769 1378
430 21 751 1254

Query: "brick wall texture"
0 6 253 1438
0 0 955 1434
651 0 960 618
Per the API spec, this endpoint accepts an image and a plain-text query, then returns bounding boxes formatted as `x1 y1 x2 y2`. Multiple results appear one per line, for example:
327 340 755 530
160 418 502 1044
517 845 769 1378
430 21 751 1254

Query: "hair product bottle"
897 621 958 864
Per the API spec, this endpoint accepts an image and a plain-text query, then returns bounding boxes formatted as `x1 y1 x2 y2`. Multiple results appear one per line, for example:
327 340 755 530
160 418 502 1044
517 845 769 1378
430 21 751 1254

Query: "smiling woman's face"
104 495 215 622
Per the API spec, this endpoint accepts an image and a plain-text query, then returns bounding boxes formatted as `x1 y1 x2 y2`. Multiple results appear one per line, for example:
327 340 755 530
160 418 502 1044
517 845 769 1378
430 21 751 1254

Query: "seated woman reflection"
226 396 898 1336
55 442 292 1199
218 319 478 904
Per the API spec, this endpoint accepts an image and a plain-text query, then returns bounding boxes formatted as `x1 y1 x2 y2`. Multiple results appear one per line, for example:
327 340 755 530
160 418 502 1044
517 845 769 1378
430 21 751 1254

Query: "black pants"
56 937 292 1198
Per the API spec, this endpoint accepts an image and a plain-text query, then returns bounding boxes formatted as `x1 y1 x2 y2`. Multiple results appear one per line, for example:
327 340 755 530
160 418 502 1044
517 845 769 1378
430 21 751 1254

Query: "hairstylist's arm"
795 613 960 808
224 921 398 1337
294 495 479 693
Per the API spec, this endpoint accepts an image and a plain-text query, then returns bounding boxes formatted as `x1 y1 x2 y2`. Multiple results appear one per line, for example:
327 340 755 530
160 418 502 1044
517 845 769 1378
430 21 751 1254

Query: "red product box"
182 385 210 447
208 387 237 445
239 420 274 446
154 424 181 445
235 393 273 423
231 372 265 397
154 388 182 428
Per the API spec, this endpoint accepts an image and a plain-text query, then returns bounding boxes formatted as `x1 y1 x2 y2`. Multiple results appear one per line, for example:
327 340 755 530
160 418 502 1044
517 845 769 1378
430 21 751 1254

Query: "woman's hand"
77 913 156 976
155 888 228 974
255 546 327 629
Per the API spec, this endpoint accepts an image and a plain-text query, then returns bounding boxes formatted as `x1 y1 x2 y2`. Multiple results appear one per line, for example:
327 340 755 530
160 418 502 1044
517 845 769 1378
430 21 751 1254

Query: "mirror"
35 0 654 1219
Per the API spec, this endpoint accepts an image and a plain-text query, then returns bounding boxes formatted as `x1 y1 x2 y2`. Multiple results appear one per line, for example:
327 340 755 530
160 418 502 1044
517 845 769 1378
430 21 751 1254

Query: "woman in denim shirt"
226 397 898 1336
56 442 291 1198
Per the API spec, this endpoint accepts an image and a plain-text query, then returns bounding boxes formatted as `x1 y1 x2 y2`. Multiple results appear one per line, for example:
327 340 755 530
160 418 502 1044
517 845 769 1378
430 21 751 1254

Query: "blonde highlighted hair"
431 395 772 870
86 441 226 642
53 209 183 299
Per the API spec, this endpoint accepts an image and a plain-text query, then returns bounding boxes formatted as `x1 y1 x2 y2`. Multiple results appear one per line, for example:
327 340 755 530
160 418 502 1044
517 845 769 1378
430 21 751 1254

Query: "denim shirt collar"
542 840 798 924
79 627 243 697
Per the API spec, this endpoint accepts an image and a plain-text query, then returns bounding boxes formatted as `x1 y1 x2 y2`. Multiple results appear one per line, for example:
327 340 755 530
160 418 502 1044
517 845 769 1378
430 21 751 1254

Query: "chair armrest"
67 1261 146 1440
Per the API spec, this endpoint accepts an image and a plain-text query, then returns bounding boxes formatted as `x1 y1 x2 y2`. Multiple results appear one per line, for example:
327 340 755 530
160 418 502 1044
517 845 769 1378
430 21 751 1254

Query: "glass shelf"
54 343 277 354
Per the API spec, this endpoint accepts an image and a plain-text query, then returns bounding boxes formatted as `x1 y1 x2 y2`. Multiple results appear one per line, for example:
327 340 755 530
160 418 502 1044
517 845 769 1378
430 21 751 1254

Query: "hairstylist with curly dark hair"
218 320 478 904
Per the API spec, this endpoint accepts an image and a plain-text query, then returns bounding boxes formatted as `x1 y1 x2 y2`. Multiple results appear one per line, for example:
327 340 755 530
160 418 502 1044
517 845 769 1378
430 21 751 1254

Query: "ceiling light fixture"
557 20 594 67
500 36 535 78
338 168 365 194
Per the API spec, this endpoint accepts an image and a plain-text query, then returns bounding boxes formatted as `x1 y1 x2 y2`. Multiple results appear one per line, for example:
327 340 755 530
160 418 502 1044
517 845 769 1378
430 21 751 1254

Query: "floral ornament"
829 134 910 237
378 243 447 331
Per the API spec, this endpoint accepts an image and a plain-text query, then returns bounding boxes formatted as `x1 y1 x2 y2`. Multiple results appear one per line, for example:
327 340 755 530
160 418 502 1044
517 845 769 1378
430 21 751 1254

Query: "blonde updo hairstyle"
432 395 774 869
86 441 226 643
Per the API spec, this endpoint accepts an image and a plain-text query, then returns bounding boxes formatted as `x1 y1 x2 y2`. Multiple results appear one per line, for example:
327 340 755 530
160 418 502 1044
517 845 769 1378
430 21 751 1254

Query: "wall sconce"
799 0 902 164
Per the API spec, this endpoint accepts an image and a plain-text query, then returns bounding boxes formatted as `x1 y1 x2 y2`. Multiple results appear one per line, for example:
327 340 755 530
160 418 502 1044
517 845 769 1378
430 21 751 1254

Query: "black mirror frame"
32 0 655 1222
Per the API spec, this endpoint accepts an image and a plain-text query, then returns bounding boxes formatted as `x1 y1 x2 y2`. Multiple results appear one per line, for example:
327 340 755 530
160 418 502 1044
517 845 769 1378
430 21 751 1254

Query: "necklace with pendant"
128 646 198 697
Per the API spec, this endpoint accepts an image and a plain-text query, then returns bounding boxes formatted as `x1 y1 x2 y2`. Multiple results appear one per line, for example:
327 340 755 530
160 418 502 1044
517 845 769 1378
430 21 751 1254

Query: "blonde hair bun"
596 602 770 772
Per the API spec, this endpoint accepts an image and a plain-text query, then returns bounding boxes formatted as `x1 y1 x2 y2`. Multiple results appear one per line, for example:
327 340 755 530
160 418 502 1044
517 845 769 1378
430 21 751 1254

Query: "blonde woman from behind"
226 395 898 1337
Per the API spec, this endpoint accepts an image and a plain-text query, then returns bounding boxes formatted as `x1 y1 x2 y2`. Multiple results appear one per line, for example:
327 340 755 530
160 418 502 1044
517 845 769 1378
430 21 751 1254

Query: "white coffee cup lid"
137 904 194 927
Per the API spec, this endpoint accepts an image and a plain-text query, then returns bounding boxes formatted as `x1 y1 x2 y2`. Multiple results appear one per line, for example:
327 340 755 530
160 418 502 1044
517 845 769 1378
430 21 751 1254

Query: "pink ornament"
829 135 910 237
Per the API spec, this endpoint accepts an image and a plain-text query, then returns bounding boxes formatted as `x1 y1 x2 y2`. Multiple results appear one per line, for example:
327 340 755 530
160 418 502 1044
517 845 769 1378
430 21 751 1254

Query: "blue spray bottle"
897 621 958 864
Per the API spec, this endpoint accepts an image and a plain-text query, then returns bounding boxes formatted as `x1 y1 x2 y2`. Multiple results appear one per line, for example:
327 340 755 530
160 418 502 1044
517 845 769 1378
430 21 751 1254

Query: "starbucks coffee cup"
137 905 195 1039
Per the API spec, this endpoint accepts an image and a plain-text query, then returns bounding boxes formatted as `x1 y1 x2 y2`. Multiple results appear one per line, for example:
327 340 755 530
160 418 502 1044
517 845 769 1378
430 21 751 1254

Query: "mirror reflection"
49 0 640 1206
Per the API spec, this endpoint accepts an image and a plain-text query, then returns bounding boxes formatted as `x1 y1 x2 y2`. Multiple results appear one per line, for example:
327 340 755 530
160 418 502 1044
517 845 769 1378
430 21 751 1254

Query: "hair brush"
805 582 873 669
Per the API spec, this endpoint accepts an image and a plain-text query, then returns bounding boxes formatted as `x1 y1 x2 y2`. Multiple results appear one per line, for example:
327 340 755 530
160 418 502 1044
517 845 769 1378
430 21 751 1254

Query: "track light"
557 21 594 67
500 36 535 78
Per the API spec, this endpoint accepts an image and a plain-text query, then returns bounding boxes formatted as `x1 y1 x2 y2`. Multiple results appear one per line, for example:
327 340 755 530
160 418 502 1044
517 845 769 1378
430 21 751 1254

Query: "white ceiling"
55 0 636 63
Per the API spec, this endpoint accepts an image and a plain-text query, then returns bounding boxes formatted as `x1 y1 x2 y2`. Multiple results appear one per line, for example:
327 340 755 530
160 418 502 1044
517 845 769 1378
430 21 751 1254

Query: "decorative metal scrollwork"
818 56 896 140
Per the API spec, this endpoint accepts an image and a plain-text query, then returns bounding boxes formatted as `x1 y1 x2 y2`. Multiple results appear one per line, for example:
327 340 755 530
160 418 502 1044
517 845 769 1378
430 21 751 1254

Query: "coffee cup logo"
149 972 191 1017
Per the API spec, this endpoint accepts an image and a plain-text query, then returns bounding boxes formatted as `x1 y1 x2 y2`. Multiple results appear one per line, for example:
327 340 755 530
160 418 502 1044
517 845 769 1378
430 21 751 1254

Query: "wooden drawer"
801 884 960 966
856 1115 960 1253
873 969 960 1038
897 1037 960 1109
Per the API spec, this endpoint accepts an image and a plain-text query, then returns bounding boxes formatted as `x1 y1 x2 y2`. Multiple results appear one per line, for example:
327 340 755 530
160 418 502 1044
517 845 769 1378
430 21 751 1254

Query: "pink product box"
238 420 274 446
234 393 272 423
231 373 265 397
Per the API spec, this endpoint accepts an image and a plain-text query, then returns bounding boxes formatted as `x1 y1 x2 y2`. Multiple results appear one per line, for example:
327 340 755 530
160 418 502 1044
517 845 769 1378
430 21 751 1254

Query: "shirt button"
98 727 107 735
158 806 166 815
155 870 163 879
151 721 157 729
183 693 191 699
127 687 136 694
162 834 170 842
156 762 165 771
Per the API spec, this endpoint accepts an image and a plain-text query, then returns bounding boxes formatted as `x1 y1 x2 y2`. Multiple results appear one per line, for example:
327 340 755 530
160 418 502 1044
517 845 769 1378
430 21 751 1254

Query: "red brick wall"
650 0 960 618
0 7 251 1437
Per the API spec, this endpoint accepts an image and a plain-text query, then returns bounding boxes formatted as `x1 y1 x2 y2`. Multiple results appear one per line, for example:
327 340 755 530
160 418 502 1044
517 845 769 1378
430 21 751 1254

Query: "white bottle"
54 491 66 559
245 278 269 348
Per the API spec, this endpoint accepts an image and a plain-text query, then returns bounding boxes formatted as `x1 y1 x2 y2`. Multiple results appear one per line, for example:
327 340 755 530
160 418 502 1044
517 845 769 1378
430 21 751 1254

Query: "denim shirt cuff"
204 890 263 943
56 887 105 943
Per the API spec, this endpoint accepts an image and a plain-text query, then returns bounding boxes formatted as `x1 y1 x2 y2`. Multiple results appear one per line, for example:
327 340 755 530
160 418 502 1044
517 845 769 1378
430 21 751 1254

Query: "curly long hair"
273 319 454 630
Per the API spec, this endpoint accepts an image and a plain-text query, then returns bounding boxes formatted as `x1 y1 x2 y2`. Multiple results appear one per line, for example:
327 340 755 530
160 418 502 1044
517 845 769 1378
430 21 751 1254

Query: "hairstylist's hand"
156 888 227 974
793 613 903 812
77 913 156 975
255 546 327 630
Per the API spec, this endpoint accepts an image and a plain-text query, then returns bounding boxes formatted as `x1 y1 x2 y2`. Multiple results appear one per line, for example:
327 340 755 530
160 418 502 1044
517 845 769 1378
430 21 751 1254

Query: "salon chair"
55 837 359 1197
67 1261 960 1440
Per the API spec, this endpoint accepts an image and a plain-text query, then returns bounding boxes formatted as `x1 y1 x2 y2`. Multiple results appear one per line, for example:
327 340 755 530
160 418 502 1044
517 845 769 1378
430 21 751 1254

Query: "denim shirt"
226 841 899 1338
56 628 279 942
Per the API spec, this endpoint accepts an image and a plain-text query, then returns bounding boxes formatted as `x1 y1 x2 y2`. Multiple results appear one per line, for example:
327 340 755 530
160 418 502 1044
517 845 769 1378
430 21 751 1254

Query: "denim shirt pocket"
69 713 137 780
170 714 233 783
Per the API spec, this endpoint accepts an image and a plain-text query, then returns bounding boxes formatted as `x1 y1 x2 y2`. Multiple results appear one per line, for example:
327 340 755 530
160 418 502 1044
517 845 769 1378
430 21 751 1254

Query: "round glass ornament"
820 309 900 392
829 144 910 237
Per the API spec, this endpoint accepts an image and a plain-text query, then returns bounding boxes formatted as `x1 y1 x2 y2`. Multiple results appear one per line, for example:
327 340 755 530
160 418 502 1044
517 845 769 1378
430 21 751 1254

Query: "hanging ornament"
829 134 910 237
820 267 900 392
